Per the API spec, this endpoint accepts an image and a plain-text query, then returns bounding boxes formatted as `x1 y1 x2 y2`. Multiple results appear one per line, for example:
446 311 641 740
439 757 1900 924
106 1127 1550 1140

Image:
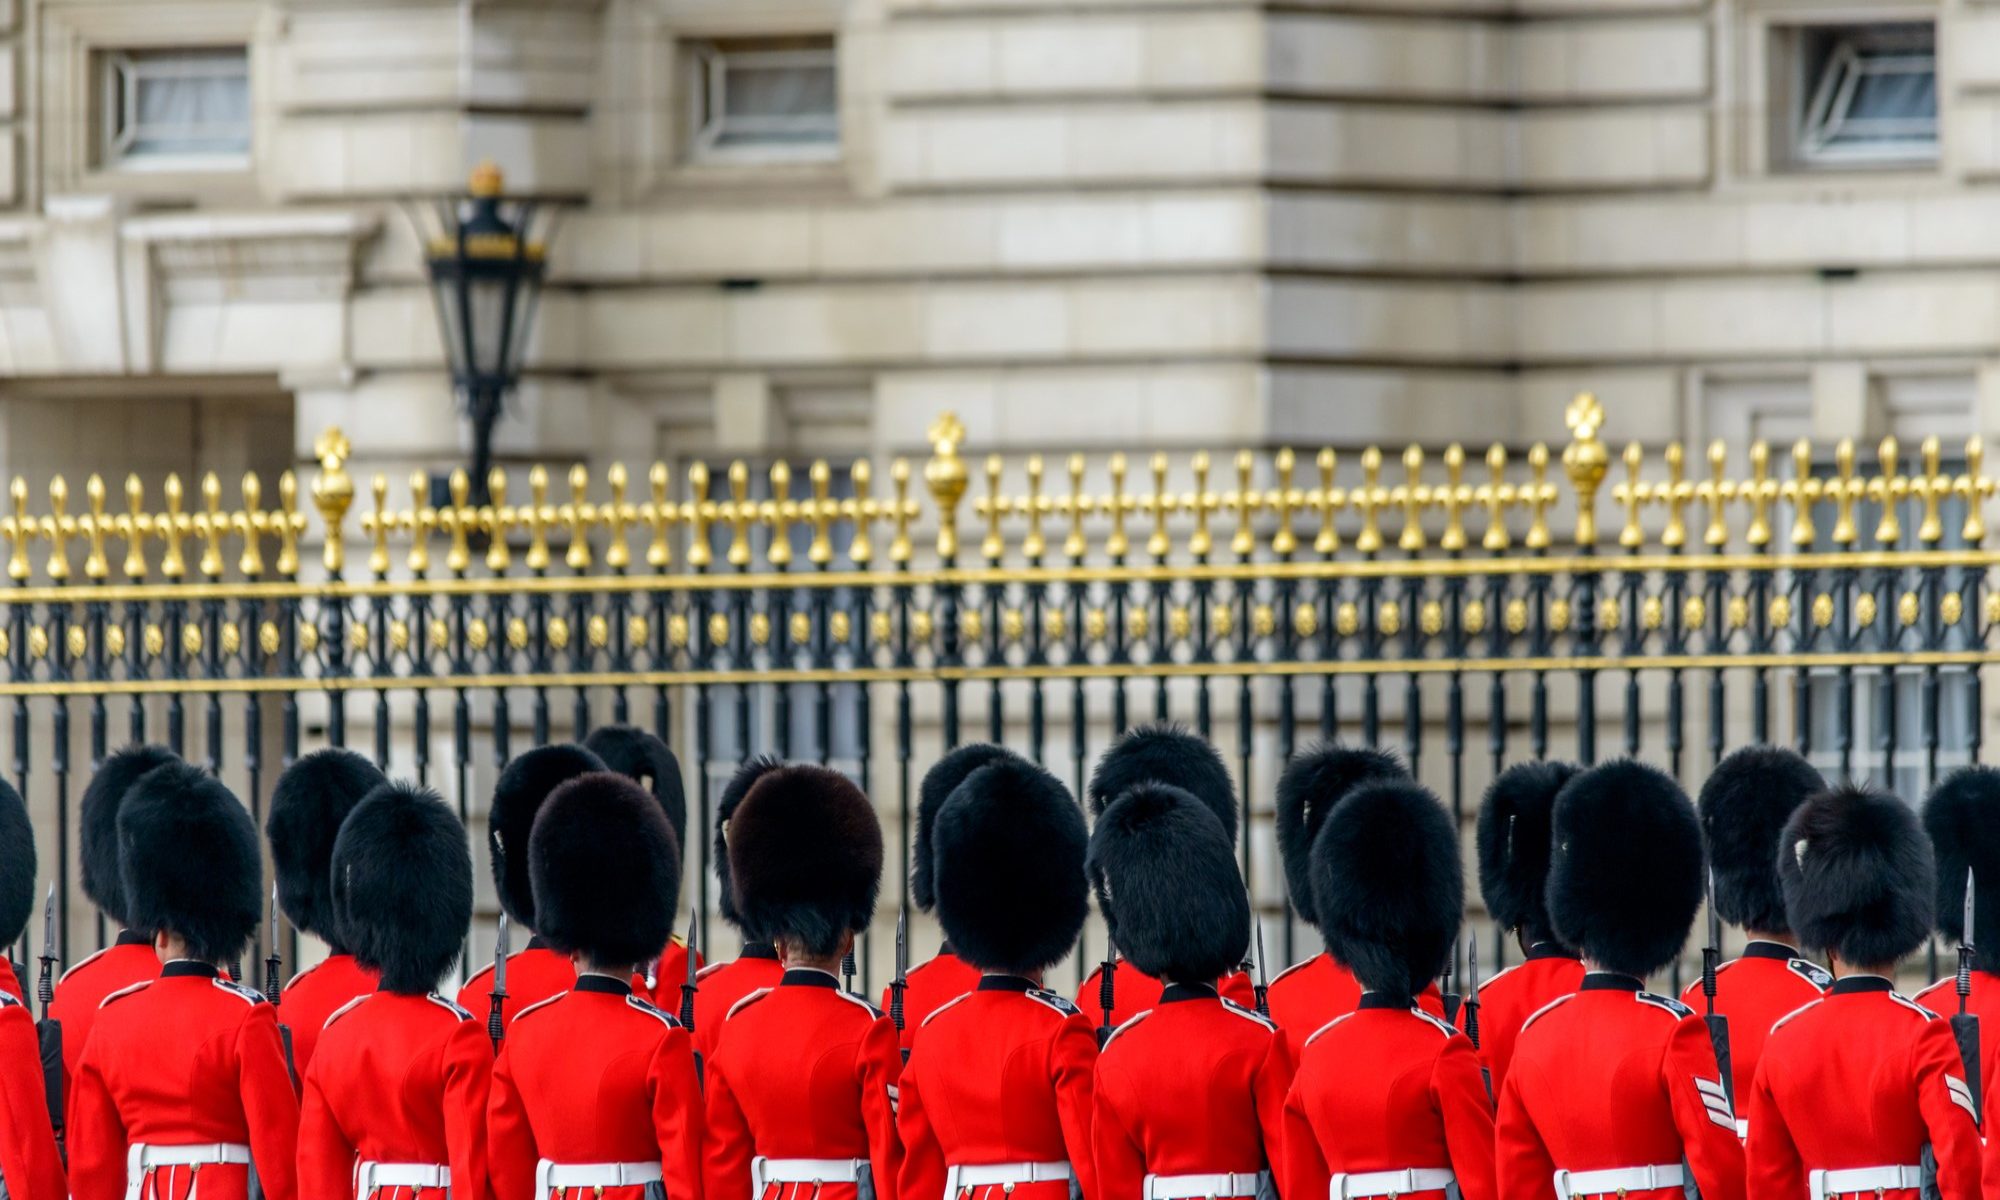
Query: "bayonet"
891 906 909 1052
1251 907 1270 1018
680 908 702 1086
1466 935 1491 1104
841 945 857 995
1702 867 1735 1110
36 884 55 1016
35 883 63 1158
488 912 510 1052
1954 866 1984 1125
264 884 284 1005
1097 931 1117 1049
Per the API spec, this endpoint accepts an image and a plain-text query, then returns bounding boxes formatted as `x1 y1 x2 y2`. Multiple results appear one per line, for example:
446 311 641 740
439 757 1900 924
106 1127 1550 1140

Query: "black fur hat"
1312 779 1462 999
531 772 680 968
0 779 34 949
488 744 606 928
119 761 260 964
1088 724 1237 846
1548 759 1703 978
1925 766 2000 974
1477 760 1581 947
933 757 1089 975
1783 784 1934 969
1277 744 1408 928
1087 782 1248 984
81 745 179 925
583 726 688 847
729 764 882 957
1699 746 1824 937
716 755 784 935
331 782 472 994
914 743 1026 912
267 748 388 948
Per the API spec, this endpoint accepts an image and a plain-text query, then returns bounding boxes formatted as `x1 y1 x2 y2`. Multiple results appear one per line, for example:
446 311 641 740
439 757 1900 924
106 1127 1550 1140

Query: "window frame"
97 46 254 174
1792 23 1938 168
1767 17 1940 174
684 37 841 165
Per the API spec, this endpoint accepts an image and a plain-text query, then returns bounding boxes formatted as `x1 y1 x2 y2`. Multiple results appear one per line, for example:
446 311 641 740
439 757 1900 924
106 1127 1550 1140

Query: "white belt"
1552 1164 1684 1198
1809 1166 1925 1197
753 1159 867 1191
536 1161 664 1195
1144 1172 1267 1200
357 1163 450 1195
1331 1169 1456 1198
946 1163 1072 1195
126 1144 253 1200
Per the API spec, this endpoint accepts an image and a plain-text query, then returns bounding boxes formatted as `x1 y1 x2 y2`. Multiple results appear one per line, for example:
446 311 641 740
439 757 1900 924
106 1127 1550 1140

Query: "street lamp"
415 162 563 503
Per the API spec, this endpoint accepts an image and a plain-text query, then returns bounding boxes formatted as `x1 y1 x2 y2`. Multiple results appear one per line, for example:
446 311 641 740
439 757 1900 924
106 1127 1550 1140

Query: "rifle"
1955 866 1983 1126
679 909 702 1086
1440 954 1462 1028
891 907 910 1063
1251 907 1270 1018
1702 867 1735 1109
1465 934 1491 1106
1096 933 1117 1048
841 944 857 996
488 913 510 1052
267 885 298 1091
35 885 63 1163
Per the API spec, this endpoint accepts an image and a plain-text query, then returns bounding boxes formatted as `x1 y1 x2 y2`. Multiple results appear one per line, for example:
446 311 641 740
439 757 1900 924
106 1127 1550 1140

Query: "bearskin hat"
531 772 680 968
1086 782 1248 985
715 755 784 935
1547 759 1703 978
729 764 882 957
1698 745 1824 937
331 781 472 993
1476 760 1580 947
1925 766 2000 974
267 748 388 948
81 745 179 925
1782 784 1934 969
1312 779 1462 1000
1277 744 1408 928
913 743 1025 912
933 757 1089 975
1088 724 1237 845
583 726 688 847
488 743 606 928
0 779 34 949
119 761 260 964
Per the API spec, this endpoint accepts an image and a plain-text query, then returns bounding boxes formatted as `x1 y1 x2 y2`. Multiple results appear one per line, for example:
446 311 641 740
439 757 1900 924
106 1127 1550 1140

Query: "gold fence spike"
485 470 512 573
767 462 794 569
276 471 301 577
1439 445 1468 553
980 455 1005 563
646 463 674 570
121 476 150 580
1067 455 1091 562
1107 453 1131 559
807 461 833 567
1314 449 1342 555
1871 437 1904 546
84 474 110 581
236 474 265 579
1697 442 1730 549
567 464 596 571
1188 452 1214 558
1784 440 1819 549
366 474 392 577
1523 446 1553 551
1397 446 1427 553
1743 441 1775 549
161 474 188 579
1478 446 1510 553
407 472 433 575
604 463 633 571
1561 392 1609 549
1614 443 1645 550
1660 444 1689 550
197 472 227 579
1272 448 1299 557
1355 448 1385 554
1916 435 1946 545
925 413 969 561
1023 455 1047 561
890 459 914 565
1831 439 1859 546
1144 453 1170 560
44 477 73 582
687 463 713 570
846 460 874 566
1957 437 1989 546
311 427 354 576
725 462 751 569
4 479 29 581
446 469 474 574
1231 450 1257 557
523 466 551 572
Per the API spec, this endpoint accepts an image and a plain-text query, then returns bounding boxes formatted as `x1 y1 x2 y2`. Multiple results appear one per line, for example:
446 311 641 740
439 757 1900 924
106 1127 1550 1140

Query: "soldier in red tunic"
900 754 1097 1200
67 761 299 1200
267 748 388 1075
691 756 786 1064
456 744 606 1028
1747 784 1981 1200
0 776 64 1200
1282 777 1494 1200
489 772 702 1200
1073 727 1255 1028
1267 744 1444 1055
584 727 702 1002
298 780 489 1200
1469 760 1584 1096
1496 759 1744 1200
1090 782 1291 1200
704 764 901 1200
1677 746 1832 1117
1920 765 2000 1200
48 745 180 1084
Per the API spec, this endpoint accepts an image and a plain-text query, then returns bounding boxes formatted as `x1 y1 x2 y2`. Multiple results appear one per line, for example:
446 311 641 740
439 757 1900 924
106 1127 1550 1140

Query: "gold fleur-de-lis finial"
236 473 266 579
1561 392 1609 548
807 460 834 567
311 426 354 574
925 412 969 560
84 474 111 581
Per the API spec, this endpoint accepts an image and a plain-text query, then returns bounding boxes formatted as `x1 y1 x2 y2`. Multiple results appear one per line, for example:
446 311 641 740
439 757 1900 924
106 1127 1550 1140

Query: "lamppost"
414 162 563 504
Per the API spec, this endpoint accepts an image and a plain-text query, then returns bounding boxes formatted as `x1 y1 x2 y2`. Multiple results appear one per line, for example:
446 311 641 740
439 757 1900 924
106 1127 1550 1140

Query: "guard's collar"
740 942 779 961
1525 943 1580 962
115 929 152 948
574 973 632 997
1358 992 1418 1010
1743 941 1802 961
161 960 220 979
978 975 1036 993
1580 972 1644 992
1161 982 1219 1004
782 968 840 989
1830 975 1894 995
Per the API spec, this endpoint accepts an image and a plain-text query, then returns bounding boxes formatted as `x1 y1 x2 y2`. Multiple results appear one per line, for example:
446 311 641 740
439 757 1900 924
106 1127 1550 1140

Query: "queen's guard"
898 754 1097 1200
297 781 489 1200
67 761 299 1200
703 764 902 1200
690 755 787 1065
583 726 702 1003
1496 759 1744 1200
0 776 65 1200
1919 765 2000 1198
1281 777 1495 1200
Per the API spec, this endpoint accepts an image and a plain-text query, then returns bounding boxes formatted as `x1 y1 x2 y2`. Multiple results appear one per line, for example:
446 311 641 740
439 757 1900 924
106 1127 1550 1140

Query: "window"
98 47 250 169
1783 22 1937 169
686 38 839 161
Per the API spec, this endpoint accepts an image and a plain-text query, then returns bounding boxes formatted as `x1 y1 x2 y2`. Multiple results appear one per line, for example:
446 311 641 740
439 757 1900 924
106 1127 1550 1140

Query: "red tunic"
1915 971 2000 1200
703 969 903 1200
1747 977 1981 1200
899 976 1098 1200
1281 997 1496 1200
488 976 703 1200
0 991 65 1200
457 944 575 1033
67 961 300 1200
48 934 159 1083
1092 984 1293 1200
1496 974 1743 1200
1678 941 1831 1111
280 954 381 1077
297 990 493 1200
691 949 785 1064
1266 954 1448 1059
1074 961 1258 1032
882 951 979 1052
1470 947 1585 1098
